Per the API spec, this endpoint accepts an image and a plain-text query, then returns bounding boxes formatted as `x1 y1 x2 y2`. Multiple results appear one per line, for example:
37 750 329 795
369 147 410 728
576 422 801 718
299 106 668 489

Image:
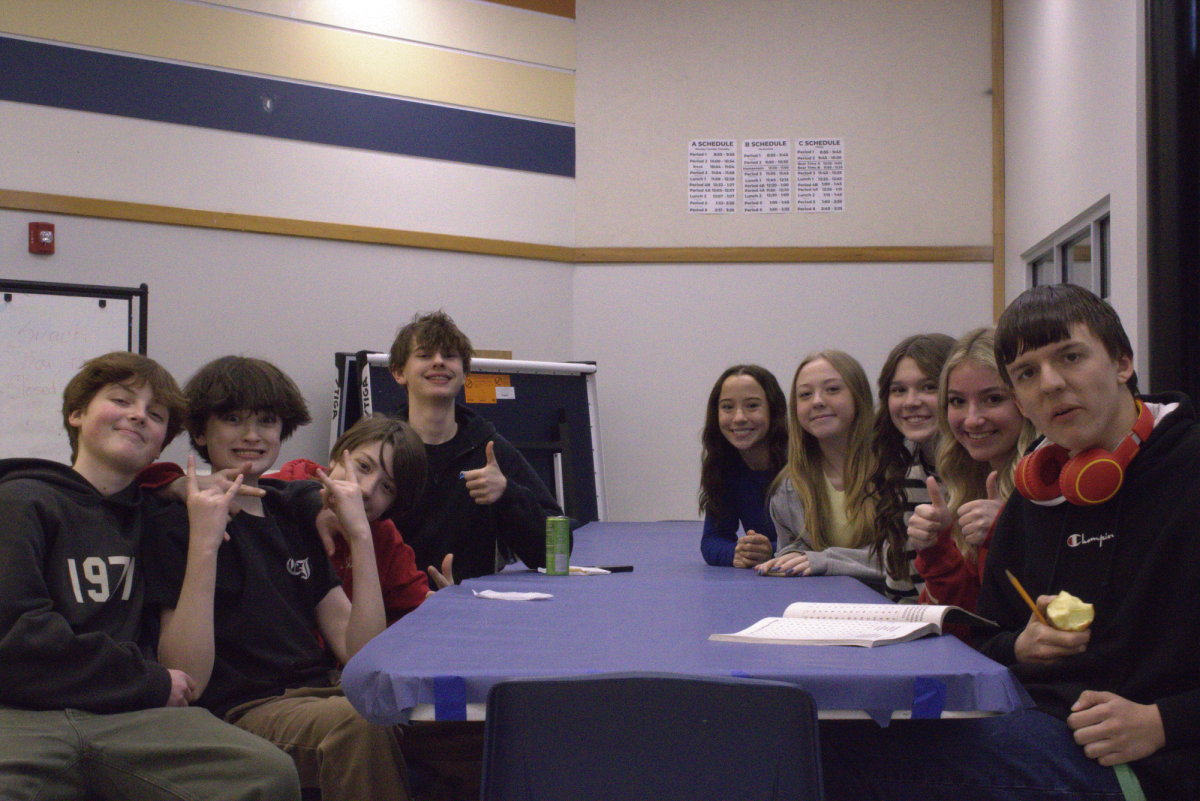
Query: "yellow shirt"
822 472 854 548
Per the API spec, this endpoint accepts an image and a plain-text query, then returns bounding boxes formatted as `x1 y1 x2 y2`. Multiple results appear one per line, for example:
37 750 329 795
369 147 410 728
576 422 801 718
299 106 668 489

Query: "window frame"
1021 196 1111 299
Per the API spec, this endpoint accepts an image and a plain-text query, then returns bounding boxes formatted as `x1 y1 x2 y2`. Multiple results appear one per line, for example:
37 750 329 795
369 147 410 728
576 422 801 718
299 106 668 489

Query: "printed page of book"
709 616 937 647
781 602 948 624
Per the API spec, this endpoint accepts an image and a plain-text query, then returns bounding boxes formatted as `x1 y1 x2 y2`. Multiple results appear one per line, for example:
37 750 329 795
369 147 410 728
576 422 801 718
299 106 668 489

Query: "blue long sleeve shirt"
700 459 777 566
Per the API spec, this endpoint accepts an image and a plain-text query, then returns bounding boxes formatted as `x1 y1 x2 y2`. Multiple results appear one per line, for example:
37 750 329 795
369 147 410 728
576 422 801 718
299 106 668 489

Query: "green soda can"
545 516 570 575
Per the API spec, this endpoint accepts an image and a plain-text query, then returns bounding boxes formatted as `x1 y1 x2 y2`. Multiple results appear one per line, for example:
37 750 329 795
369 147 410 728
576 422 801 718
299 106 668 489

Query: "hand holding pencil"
1007 570 1091 665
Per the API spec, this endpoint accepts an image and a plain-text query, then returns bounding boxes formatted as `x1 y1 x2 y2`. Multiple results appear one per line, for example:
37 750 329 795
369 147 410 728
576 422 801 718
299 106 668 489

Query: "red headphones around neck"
1015 400 1153 506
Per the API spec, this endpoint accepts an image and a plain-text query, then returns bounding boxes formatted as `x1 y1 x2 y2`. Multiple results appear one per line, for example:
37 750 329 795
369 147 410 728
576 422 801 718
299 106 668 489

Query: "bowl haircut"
183 355 311 463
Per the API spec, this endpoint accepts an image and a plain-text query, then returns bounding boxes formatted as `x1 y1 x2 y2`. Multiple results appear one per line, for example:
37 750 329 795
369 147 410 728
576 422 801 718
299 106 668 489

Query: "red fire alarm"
29 222 55 255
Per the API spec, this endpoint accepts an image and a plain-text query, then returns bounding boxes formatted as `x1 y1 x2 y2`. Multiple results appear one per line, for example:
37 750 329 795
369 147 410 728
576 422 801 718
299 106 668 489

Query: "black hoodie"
391 404 566 584
977 393 1200 799
0 458 171 712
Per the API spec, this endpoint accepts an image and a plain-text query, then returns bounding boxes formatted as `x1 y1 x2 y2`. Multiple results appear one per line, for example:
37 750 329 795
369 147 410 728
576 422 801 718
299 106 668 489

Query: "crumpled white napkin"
536 566 612 576
472 589 553 601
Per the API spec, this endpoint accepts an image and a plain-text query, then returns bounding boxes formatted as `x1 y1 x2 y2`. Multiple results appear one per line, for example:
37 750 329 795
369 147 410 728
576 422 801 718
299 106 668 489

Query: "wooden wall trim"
2 189 992 265
992 0 1007 320
574 246 993 264
0 189 575 263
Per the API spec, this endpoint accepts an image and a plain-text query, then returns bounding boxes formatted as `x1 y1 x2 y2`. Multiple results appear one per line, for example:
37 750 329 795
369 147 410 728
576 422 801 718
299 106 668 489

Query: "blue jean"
819 709 1125 801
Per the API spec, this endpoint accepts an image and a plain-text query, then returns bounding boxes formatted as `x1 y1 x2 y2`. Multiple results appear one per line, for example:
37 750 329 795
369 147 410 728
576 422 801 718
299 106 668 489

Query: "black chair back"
481 671 823 801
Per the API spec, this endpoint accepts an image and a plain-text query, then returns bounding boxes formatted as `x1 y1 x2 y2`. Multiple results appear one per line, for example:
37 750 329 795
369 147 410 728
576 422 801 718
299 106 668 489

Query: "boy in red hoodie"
267 414 431 623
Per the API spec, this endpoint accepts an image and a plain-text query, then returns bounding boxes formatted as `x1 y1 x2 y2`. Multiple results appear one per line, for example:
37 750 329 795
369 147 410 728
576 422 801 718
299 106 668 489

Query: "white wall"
0 206 575 468
1003 0 1146 379
3 2 1009 524
0 101 575 247
575 0 993 247
574 261 992 522
1 1 578 468
573 0 995 522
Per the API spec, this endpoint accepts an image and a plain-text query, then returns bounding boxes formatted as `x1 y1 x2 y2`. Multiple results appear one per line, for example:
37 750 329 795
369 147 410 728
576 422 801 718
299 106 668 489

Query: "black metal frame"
0 279 148 354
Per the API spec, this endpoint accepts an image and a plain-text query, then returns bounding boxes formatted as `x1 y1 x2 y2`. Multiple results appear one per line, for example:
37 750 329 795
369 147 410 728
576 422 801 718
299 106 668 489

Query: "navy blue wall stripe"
0 36 574 177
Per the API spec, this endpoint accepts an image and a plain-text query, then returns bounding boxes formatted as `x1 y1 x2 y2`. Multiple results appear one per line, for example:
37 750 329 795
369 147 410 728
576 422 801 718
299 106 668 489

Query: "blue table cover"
343 521 1032 725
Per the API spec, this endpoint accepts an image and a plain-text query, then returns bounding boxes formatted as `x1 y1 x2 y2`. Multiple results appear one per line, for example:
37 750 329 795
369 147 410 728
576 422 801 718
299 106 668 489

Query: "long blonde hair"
935 328 1035 560
771 350 877 550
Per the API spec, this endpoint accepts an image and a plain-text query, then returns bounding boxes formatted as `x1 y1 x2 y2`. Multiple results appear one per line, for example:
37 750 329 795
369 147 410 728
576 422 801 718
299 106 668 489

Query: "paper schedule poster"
741 139 793 214
688 140 738 214
796 138 845 213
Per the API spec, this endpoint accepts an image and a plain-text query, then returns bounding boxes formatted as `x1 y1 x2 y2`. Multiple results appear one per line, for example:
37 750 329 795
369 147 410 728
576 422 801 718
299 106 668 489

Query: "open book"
709 602 996 647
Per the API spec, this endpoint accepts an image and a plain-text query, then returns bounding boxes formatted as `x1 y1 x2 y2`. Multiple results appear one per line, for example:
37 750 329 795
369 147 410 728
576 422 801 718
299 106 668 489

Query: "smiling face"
330 441 397 521
1005 323 1136 455
392 337 465 401
717 374 771 460
793 358 857 444
887 357 940 447
197 409 282 478
945 361 1025 469
69 380 169 477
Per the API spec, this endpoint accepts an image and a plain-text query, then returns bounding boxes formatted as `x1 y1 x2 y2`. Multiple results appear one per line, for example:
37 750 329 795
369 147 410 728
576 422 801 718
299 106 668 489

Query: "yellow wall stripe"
200 0 576 70
0 0 575 124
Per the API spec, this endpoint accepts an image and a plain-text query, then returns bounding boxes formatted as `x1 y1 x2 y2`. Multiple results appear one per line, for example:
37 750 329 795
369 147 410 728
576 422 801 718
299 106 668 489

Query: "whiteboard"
0 282 144 463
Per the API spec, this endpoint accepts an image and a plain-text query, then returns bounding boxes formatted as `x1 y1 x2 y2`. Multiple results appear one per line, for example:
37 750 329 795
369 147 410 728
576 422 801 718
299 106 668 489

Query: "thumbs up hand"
461 440 508 505
907 476 953 551
958 470 1003 546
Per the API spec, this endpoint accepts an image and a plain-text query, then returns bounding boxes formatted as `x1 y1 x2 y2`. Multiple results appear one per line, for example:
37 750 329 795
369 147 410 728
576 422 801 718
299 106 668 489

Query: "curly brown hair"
867 333 955 580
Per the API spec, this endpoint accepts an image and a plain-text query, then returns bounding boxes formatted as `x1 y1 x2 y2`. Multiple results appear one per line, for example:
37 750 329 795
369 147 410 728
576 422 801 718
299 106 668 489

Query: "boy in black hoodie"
386 310 565 584
0 351 298 800
819 286 1200 801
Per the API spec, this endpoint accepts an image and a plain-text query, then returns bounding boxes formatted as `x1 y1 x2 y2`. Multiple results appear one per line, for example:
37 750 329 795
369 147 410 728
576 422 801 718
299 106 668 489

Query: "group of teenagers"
2 286 1199 801
0 311 563 801
699 327 1024 612
698 284 1200 800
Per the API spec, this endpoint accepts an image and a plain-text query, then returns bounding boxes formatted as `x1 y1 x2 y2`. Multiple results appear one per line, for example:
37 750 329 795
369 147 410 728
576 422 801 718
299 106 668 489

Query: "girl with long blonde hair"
907 328 1034 608
756 351 881 583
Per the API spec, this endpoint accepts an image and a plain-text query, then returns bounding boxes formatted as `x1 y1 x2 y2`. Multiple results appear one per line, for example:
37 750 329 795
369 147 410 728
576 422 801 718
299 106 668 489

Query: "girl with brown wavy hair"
866 333 955 601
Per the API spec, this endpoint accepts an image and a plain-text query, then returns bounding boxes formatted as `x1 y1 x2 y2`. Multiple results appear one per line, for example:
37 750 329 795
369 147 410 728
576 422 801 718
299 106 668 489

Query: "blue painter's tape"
432 675 468 721
912 676 947 719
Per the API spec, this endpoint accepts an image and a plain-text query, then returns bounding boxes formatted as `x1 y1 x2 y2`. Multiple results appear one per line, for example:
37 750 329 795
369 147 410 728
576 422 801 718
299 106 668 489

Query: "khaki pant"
227 685 410 801
0 705 300 801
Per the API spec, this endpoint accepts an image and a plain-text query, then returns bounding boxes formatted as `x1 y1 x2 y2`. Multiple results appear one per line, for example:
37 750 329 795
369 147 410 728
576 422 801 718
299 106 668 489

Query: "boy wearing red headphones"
817 285 1200 801
972 284 1200 799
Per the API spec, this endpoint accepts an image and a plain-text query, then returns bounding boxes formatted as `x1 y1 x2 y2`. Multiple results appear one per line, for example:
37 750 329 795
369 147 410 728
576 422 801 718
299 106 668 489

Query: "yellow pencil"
1006 569 1049 626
